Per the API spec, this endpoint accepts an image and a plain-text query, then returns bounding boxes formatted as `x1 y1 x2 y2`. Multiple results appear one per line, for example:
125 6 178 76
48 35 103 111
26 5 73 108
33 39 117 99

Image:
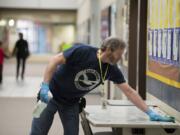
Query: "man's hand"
146 108 175 123
39 82 50 103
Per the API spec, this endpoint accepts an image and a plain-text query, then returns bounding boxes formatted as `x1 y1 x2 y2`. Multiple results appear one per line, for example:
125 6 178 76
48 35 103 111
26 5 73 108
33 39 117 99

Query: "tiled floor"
0 94 106 135
0 76 42 97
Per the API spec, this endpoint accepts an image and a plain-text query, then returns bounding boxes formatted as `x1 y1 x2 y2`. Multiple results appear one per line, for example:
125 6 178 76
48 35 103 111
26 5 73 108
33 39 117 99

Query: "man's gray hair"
100 37 126 52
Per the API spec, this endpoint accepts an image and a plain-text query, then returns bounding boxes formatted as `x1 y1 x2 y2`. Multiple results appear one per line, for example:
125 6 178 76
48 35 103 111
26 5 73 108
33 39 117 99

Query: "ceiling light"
9 19 15 27
0 19 7 26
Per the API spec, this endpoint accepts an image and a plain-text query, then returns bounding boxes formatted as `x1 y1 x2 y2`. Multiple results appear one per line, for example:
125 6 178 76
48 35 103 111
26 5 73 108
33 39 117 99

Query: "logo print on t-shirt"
75 69 100 91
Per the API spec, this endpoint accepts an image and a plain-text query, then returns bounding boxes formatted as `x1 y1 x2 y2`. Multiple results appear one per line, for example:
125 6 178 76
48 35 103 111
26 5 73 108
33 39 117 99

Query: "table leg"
131 128 145 135
112 128 123 135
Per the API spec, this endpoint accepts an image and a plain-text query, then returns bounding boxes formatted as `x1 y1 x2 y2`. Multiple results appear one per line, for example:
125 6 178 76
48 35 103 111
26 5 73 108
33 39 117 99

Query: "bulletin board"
147 0 180 88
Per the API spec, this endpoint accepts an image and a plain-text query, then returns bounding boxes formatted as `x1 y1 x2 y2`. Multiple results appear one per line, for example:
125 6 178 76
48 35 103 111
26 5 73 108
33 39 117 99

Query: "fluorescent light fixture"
0 19 7 26
9 19 15 27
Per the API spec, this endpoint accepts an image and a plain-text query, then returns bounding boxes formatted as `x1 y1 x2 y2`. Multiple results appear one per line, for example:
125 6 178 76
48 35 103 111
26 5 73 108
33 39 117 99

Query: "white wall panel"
0 0 78 9
39 0 79 9
0 0 39 8
77 0 90 25
100 0 116 10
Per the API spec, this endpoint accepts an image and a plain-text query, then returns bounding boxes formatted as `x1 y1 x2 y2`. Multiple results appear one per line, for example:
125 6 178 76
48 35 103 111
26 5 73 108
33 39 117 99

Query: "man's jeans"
30 98 79 135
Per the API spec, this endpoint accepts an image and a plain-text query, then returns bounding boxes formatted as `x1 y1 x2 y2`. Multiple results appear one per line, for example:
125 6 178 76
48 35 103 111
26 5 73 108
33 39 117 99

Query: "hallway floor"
0 60 111 135
0 93 105 135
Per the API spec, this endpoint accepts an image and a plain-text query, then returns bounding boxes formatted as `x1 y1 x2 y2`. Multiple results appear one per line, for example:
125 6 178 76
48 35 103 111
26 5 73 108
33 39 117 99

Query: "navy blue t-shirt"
49 44 125 105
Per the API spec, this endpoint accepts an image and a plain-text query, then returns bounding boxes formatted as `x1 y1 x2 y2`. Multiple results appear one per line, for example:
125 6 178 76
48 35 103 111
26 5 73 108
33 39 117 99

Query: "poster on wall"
162 29 168 60
101 7 111 40
173 28 179 64
148 29 153 56
157 29 162 59
147 0 180 88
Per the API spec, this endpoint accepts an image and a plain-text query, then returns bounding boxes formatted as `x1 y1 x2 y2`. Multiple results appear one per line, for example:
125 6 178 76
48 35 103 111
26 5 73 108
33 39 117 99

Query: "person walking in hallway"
12 33 30 80
30 37 174 135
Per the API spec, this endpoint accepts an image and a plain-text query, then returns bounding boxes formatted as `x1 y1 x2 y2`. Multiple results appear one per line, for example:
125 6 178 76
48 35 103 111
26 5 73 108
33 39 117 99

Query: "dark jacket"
13 39 29 58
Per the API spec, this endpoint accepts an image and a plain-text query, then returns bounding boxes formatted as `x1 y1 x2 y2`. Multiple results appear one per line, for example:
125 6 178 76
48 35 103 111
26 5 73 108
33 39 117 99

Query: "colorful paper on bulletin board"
147 0 180 88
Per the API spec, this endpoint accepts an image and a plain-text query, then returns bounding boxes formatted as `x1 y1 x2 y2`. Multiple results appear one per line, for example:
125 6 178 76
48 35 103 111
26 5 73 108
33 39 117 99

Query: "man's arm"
43 53 66 83
116 82 148 112
39 53 66 103
116 83 175 122
3 53 10 58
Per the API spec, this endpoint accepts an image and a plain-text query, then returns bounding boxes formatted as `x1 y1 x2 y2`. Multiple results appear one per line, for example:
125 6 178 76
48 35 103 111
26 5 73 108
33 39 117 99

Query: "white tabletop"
107 100 157 106
84 105 180 129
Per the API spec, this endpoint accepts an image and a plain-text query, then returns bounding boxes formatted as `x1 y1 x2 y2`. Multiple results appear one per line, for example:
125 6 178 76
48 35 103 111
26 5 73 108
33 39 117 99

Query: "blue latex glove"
146 108 175 123
40 82 50 103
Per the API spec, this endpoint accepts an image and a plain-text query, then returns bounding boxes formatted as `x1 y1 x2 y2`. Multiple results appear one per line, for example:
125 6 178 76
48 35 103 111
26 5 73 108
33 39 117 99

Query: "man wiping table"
30 37 175 135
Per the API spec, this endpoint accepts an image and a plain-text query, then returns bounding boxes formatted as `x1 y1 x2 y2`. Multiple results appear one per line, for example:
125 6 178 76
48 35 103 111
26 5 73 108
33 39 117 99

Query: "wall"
77 0 116 46
99 0 116 10
77 0 90 44
90 0 101 46
77 0 90 25
0 0 78 9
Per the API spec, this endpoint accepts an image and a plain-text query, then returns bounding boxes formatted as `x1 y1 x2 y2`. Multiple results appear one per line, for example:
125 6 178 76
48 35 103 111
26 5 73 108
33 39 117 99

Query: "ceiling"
0 0 84 10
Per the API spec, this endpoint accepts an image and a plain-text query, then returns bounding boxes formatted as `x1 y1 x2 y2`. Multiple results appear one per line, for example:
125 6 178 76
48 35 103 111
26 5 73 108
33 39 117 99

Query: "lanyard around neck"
98 53 109 85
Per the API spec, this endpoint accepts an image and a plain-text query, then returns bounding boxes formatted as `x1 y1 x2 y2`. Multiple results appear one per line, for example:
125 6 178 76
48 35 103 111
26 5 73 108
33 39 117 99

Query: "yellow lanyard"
98 56 109 85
